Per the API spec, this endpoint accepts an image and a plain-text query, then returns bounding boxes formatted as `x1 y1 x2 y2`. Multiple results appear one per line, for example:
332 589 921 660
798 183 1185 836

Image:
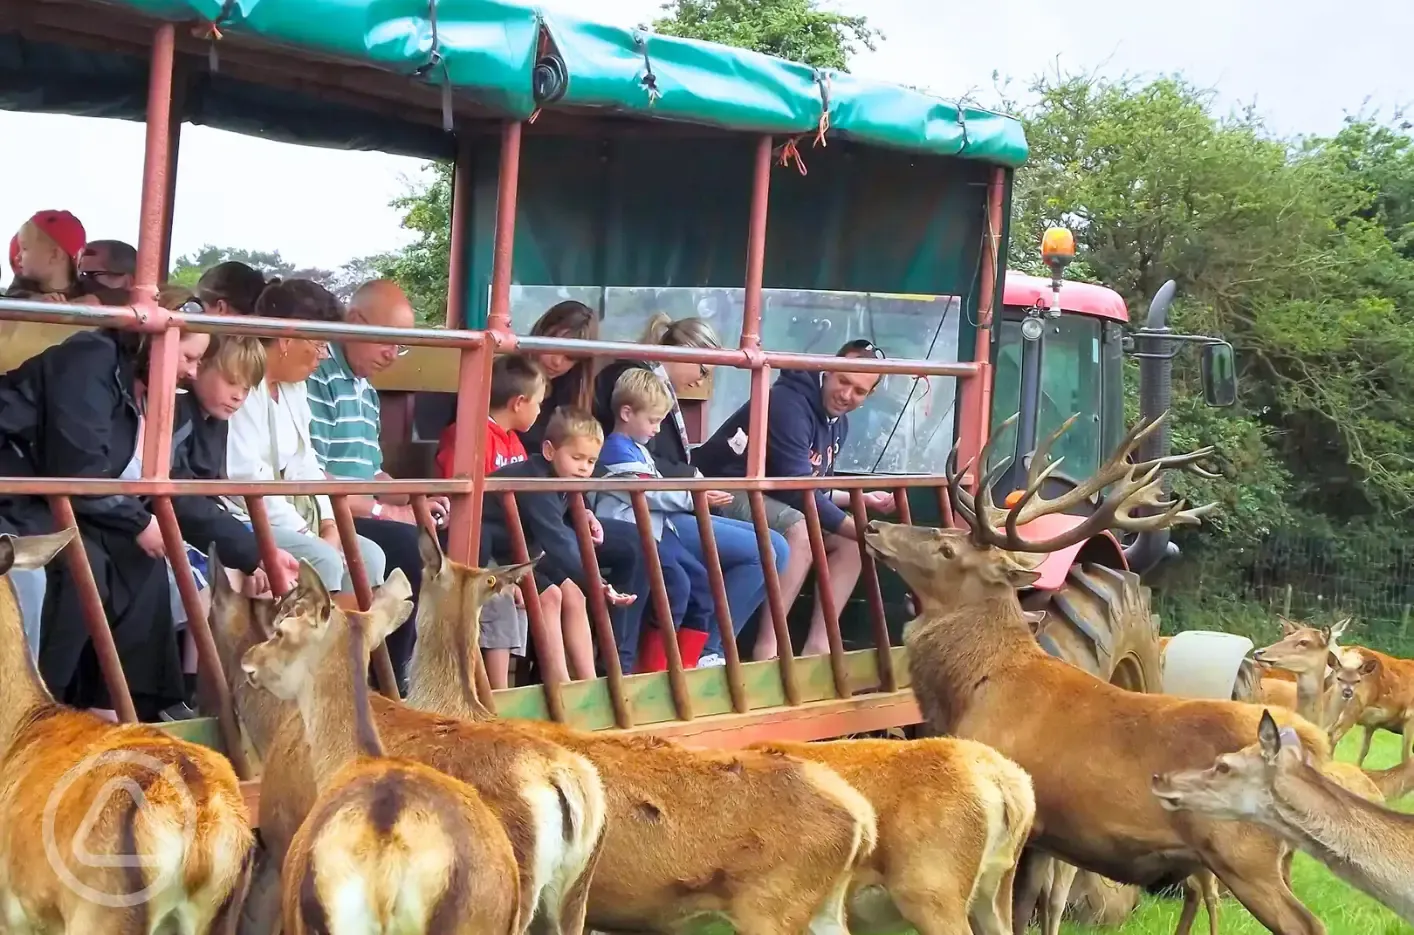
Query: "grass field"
1059 729 1412 935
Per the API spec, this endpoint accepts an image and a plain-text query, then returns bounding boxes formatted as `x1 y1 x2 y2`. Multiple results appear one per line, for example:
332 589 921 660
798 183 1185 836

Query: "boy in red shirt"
434 354 546 687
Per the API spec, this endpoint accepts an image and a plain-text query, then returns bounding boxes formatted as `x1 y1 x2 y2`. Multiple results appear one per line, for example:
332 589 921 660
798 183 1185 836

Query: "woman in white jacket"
224 280 385 592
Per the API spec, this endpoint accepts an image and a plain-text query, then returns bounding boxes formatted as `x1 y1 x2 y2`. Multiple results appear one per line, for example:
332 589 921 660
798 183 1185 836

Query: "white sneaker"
696 653 726 668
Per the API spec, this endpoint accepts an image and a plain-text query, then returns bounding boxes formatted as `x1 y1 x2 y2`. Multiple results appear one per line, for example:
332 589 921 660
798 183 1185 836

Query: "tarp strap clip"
813 70 832 147
634 31 661 105
197 0 238 73
774 137 808 176
414 0 454 131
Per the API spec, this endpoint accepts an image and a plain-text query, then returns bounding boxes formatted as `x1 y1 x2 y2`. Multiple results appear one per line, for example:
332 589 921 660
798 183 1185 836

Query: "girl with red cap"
5 209 87 301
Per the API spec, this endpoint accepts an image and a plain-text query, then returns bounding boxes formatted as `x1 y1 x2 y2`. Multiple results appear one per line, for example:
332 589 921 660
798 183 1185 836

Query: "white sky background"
1 0 1410 270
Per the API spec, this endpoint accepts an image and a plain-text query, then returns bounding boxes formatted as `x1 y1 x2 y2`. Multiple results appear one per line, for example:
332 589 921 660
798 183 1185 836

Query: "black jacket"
592 360 695 478
0 330 153 534
522 371 589 453
170 394 261 574
480 455 587 592
693 368 850 532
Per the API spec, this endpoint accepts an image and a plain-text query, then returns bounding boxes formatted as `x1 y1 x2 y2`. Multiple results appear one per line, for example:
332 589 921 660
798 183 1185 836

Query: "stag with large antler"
867 412 1338 935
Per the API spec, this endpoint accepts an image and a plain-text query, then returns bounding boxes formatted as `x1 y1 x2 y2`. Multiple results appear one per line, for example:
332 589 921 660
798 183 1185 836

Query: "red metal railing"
0 21 1010 758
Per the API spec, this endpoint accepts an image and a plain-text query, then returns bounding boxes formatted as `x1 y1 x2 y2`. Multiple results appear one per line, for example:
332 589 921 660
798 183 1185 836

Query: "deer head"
866 411 1218 605
1252 617 1349 676
1151 709 1302 821
1333 649 1379 702
241 560 339 702
417 528 538 629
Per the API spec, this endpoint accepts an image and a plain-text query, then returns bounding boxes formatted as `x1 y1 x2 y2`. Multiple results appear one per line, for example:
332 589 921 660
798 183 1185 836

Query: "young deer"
0 530 254 935
240 560 522 935
868 413 1335 935
745 737 1035 935
205 549 607 935
405 530 879 935
1251 617 1350 732
1330 646 1414 766
1154 709 1414 925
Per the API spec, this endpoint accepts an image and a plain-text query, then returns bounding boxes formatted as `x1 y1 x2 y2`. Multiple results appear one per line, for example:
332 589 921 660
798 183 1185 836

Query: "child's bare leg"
534 584 570 686
801 535 862 656
559 581 597 680
483 648 511 690
181 588 212 674
755 518 810 660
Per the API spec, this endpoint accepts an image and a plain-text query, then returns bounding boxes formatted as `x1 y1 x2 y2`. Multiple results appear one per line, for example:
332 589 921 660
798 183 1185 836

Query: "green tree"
379 0 874 324
169 245 295 288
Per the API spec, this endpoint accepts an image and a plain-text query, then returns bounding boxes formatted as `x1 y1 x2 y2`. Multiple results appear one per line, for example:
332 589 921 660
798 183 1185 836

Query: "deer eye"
485 576 497 589
1216 762 1230 774
939 543 955 559
1297 640 1309 647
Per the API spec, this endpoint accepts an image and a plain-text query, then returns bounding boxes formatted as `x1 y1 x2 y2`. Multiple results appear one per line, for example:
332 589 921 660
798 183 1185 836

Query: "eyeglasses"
840 338 887 359
348 311 411 357
176 300 204 316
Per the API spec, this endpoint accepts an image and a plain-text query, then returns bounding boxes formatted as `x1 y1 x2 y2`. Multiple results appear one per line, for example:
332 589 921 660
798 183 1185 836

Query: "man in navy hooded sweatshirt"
693 339 896 660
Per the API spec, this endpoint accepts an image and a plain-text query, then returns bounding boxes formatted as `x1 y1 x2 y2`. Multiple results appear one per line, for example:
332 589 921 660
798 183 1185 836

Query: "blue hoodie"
692 368 849 532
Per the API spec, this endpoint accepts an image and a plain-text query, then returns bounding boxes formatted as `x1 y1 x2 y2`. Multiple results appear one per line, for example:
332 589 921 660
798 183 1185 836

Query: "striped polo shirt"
307 346 383 480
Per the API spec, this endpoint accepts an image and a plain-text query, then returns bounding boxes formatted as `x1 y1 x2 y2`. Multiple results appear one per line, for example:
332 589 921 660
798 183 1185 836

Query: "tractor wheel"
1019 563 1161 927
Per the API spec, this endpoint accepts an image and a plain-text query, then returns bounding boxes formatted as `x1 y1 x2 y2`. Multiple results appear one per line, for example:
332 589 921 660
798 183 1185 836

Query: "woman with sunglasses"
0 289 214 720
592 314 789 668
222 279 387 596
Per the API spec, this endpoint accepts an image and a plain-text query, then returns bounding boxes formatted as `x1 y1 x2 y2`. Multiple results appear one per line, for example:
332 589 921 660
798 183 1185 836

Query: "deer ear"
1278 616 1299 636
1327 651 1341 671
0 528 76 575
1020 609 1047 635
418 526 446 578
1258 710 1282 762
1361 657 1379 676
1329 617 1350 641
486 560 537 596
1000 551 1044 588
293 559 333 622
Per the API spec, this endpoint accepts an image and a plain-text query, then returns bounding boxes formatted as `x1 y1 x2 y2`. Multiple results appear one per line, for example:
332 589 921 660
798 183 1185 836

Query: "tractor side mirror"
1200 342 1237 408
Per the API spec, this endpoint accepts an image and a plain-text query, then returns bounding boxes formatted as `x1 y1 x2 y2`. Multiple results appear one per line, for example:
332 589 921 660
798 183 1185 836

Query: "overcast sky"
2 0 1410 270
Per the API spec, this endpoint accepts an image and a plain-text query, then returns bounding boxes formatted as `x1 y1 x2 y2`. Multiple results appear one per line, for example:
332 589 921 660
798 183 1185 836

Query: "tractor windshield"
988 311 1107 483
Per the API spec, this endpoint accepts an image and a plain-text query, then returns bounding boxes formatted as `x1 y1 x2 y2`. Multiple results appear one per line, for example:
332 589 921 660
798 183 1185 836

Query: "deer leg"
1357 726 1375 766
1204 843 1323 935
1200 870 1221 935
210 845 257 935
889 889 972 935
1010 848 1049 935
236 846 283 935
1042 861 1077 935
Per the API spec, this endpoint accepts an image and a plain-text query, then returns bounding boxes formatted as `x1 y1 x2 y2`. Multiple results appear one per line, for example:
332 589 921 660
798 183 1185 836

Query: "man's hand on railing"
136 515 166 558
426 496 451 526
705 489 735 507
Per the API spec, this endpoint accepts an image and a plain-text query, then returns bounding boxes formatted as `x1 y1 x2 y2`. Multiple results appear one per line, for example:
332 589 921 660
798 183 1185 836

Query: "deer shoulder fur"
210 554 606 935
404 530 879 935
0 530 254 935
240 560 521 935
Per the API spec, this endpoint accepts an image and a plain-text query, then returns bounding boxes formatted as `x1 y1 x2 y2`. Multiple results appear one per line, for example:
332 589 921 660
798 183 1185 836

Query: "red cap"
21 210 87 263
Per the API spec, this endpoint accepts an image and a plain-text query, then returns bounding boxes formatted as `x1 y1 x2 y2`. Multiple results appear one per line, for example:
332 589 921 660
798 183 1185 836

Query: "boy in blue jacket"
592 368 715 671
693 339 896 659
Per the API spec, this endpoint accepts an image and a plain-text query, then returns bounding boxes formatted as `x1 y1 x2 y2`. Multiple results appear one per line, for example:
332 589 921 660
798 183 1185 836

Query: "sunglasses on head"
840 338 886 359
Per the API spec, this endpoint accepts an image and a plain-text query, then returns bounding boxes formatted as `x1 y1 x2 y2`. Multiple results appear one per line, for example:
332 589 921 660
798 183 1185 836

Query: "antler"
945 411 1221 553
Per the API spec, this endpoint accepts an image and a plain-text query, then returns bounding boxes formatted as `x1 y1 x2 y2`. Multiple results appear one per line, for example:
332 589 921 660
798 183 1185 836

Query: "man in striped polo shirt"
307 279 449 687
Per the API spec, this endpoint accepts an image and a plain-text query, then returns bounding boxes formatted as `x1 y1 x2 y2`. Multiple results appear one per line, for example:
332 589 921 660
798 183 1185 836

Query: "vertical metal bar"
849 490 896 692
500 493 567 723
415 494 497 712
894 486 914 527
738 135 773 351
445 139 474 331
630 492 693 721
568 493 631 729
48 496 138 723
244 496 290 595
800 494 849 700
331 496 398 697
486 120 524 334
157 65 186 282
956 166 1006 492
744 367 771 479
748 490 799 706
152 497 249 778
935 484 956 530
691 492 747 713
141 328 179 479
446 341 493 565
134 23 176 296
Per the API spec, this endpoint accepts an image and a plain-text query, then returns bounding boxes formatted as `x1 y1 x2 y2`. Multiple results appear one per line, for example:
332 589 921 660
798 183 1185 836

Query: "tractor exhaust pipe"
1124 280 1180 575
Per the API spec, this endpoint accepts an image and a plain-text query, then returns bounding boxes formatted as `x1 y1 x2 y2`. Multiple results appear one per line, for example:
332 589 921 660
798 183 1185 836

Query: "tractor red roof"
1002 271 1129 322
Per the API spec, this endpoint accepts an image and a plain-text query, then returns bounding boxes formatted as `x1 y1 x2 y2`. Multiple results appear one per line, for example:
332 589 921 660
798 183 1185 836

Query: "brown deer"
1329 646 1414 766
867 412 1336 935
0 529 254 935
745 737 1035 935
240 559 522 935
204 548 607 935
1329 648 1378 747
1154 709 1414 925
1251 617 1350 732
405 529 879 935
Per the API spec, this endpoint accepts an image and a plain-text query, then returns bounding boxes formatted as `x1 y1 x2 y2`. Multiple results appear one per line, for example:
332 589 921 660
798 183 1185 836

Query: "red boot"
635 626 670 674
676 628 710 668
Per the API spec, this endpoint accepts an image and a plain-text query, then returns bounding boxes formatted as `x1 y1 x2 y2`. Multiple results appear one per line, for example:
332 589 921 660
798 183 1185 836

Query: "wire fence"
1156 528 1414 657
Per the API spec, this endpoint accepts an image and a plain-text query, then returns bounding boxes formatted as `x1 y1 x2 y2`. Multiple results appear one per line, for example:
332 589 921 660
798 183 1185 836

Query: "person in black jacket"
0 323 211 720
693 339 898 660
481 406 647 678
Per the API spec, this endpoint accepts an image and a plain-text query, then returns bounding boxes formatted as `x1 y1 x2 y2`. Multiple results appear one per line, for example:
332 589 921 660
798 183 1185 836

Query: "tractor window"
988 312 1105 484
